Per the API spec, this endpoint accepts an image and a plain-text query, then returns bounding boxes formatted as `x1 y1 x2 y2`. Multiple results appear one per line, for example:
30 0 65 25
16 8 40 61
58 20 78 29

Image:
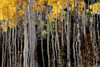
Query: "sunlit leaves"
1 22 8 32
89 2 100 14
8 21 16 28
0 0 100 32
42 30 47 36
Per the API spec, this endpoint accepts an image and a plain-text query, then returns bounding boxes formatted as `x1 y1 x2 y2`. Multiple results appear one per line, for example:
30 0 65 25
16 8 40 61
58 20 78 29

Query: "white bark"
67 0 71 67
47 13 50 67
49 0 55 67
55 3 60 66
23 9 29 67
29 0 36 67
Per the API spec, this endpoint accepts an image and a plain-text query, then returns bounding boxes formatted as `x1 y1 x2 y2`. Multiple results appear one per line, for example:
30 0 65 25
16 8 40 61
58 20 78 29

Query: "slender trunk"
23 9 29 67
73 22 76 67
47 13 50 67
49 0 55 67
40 13 45 67
67 0 71 67
55 4 60 66
29 0 36 67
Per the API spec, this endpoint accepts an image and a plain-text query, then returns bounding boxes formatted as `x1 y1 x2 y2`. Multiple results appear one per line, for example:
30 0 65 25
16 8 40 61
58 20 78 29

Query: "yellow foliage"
86 9 88 13
45 24 47 26
41 21 44 26
0 0 26 32
34 22 36 25
47 0 85 22
78 64 84 67
42 30 47 35
33 1 47 14
0 0 86 24
39 0 47 4
22 22 24 26
8 21 16 28
0 0 25 20
89 2 100 14
0 21 16 32
0 0 99 33
1 22 8 32
90 33 93 39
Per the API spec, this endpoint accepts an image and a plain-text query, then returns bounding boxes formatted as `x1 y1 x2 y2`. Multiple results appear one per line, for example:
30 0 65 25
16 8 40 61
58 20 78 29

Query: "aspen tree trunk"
73 1 77 66
1 32 4 67
49 0 56 67
29 0 36 67
23 9 29 67
73 22 77 67
61 4 64 47
8 20 11 67
91 2 95 66
96 9 99 66
40 13 45 67
67 0 71 67
48 0 56 66
47 13 50 67
77 1 82 66
2 10 6 67
55 4 60 66
0 29 2 67
92 16 97 67
14 0 18 66
0 28 3 67
8 6 11 67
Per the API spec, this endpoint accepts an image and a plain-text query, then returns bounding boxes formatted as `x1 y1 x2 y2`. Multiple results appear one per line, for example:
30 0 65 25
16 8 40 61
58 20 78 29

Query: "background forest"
0 0 100 67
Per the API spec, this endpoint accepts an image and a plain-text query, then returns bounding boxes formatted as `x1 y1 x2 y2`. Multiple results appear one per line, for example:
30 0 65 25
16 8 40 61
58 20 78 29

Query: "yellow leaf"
42 30 47 35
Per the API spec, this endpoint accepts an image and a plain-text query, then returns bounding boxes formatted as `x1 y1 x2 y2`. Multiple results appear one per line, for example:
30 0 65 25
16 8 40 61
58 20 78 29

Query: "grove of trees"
0 0 100 67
